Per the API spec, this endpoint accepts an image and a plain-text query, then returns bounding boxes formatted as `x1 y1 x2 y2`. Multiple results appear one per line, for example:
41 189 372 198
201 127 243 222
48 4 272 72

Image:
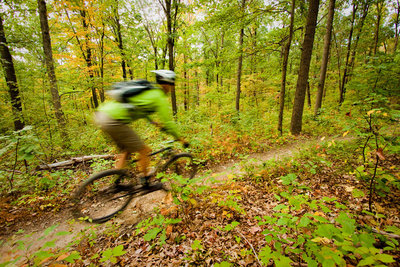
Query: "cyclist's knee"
138 145 151 157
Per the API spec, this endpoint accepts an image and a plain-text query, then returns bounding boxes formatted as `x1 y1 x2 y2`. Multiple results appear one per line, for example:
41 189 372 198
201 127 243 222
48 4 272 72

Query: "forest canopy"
0 0 399 177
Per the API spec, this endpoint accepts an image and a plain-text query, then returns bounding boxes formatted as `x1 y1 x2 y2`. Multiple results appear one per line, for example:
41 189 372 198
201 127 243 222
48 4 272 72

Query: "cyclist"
95 70 189 185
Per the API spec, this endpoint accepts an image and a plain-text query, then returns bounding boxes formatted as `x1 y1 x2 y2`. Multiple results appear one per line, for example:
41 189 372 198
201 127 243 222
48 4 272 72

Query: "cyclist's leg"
138 145 152 176
116 151 130 169
95 112 145 169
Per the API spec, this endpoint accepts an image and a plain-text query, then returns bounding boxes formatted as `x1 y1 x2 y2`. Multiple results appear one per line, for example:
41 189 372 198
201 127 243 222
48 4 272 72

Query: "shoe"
140 175 151 188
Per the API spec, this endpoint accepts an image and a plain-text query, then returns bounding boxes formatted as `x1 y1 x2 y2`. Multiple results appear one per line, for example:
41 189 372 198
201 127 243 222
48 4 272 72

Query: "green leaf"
298 217 311 228
56 231 71 236
315 224 339 239
276 217 290 226
112 245 127 257
335 213 356 235
143 227 162 241
64 251 81 263
224 221 240 231
358 256 376 266
191 239 203 250
41 224 58 238
384 225 400 235
375 253 395 263
100 249 113 263
259 246 272 264
34 250 54 261
42 240 56 249
275 255 293 267
352 189 365 198
273 204 287 211
280 173 297 185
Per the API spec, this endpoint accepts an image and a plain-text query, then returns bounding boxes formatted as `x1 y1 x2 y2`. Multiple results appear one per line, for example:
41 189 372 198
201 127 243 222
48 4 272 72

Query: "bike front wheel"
72 169 135 223
159 153 197 190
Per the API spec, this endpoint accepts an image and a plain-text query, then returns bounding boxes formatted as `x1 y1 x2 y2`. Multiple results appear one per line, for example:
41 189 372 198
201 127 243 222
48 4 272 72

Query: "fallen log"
37 154 116 170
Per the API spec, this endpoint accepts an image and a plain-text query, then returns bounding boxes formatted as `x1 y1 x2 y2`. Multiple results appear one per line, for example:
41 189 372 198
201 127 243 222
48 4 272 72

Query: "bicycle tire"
72 169 135 223
159 153 197 190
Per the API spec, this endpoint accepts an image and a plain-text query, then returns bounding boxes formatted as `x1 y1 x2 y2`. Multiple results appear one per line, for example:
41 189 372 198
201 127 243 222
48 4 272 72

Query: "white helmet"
151 70 176 85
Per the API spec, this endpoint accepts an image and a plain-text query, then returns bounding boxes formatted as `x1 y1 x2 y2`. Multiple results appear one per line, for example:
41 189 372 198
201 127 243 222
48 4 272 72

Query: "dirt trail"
0 135 347 265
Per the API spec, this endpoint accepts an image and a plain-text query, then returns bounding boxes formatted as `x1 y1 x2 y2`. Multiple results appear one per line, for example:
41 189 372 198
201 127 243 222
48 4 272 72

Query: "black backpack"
108 79 153 103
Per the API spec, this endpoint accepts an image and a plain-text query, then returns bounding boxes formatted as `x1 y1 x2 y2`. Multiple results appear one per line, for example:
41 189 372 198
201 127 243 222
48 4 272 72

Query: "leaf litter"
1 136 399 266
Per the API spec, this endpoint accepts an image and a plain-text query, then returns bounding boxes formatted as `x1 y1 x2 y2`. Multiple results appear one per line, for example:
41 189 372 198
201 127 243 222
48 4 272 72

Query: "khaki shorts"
94 112 145 153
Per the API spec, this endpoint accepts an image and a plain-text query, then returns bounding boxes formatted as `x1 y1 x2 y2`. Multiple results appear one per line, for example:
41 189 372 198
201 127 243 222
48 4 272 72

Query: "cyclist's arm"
154 93 180 140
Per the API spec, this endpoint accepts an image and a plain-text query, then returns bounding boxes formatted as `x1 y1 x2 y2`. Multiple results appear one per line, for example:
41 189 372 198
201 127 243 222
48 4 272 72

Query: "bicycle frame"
130 140 176 164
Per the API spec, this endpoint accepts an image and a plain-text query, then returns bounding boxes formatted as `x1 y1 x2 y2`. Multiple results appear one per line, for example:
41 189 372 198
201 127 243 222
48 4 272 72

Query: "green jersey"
97 87 180 139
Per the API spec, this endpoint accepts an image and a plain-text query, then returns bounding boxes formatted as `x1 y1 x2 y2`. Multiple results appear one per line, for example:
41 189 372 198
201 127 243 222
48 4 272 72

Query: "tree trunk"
79 8 98 108
339 2 356 105
314 0 335 116
278 0 296 135
161 0 179 116
38 0 67 133
373 0 384 55
290 0 320 135
0 15 25 131
395 0 400 52
340 1 369 105
236 0 246 113
184 53 188 111
143 24 159 70
110 0 128 80
195 70 200 106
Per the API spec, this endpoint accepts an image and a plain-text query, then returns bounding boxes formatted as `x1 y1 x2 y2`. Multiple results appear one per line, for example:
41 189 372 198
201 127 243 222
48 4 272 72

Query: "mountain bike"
72 141 197 223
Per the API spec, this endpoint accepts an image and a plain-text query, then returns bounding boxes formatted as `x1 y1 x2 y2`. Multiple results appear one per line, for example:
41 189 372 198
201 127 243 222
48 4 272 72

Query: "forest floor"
1 134 399 266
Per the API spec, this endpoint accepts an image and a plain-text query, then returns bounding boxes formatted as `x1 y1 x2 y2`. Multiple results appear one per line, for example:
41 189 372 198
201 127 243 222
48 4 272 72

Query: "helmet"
151 70 176 85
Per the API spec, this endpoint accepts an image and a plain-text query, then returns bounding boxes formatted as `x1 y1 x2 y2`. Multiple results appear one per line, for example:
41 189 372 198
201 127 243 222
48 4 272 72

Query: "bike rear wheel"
159 153 197 190
72 169 135 223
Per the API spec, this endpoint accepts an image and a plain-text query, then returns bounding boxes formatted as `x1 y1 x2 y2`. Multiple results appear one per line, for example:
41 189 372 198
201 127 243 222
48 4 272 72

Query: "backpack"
107 79 153 103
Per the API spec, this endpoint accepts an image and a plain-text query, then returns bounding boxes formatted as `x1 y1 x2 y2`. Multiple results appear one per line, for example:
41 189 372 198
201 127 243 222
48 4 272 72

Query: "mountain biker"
95 70 189 185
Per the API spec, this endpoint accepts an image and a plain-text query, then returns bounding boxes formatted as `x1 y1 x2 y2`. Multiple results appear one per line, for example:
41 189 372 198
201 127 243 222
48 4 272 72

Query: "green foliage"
99 245 127 264
136 214 182 248
0 126 42 191
0 224 83 266
257 184 398 267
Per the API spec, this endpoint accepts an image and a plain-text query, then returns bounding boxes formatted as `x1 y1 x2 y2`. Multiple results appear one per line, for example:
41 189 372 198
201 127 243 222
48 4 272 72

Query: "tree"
236 0 246 113
373 0 385 55
290 0 320 135
110 0 128 80
278 0 296 135
159 0 180 116
394 0 400 52
314 0 335 115
63 1 100 108
0 15 24 131
339 0 370 105
37 0 67 134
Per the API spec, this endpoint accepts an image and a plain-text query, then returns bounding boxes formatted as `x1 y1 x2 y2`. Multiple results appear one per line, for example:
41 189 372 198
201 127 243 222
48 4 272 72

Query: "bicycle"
72 141 197 223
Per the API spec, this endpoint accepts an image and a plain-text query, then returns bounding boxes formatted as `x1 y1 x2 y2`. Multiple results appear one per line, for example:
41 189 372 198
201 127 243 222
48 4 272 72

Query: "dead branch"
36 154 116 170
372 228 400 240
236 229 262 266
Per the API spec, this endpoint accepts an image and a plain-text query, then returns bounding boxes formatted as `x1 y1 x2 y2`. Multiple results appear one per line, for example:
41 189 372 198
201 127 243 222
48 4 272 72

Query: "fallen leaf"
376 148 386 161
163 192 173 204
56 253 70 261
249 226 262 234
166 225 173 236
344 185 354 192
